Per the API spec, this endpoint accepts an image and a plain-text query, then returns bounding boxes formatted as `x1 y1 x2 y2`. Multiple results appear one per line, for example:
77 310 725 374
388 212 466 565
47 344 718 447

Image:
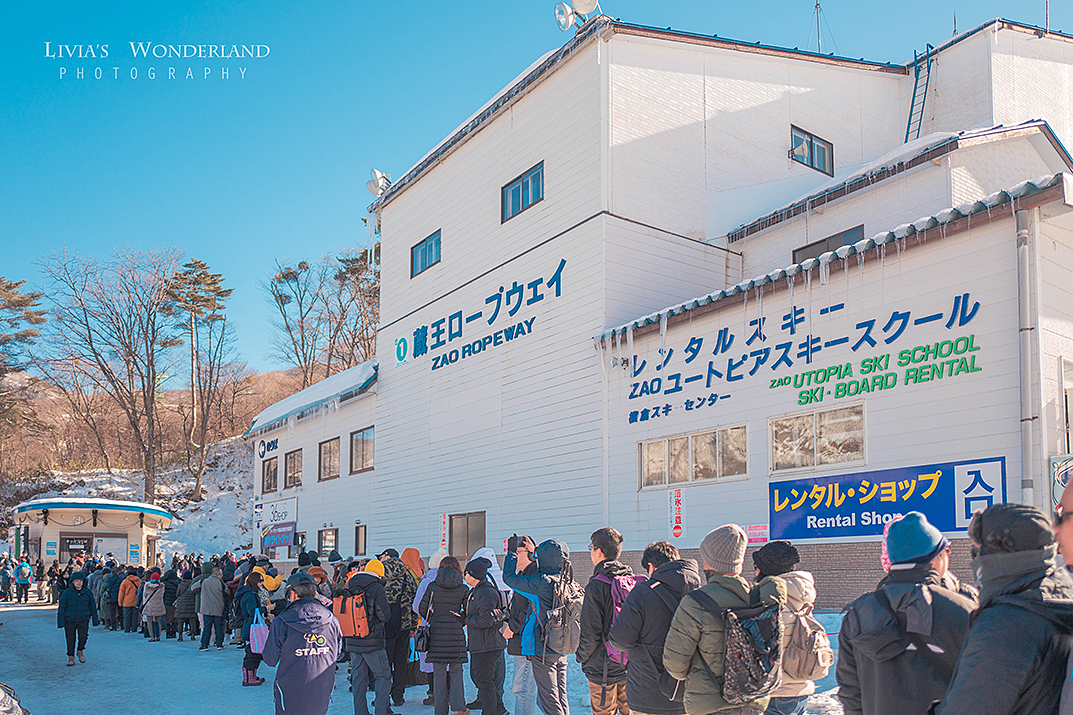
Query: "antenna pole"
816 0 821 53
1046 0 1050 33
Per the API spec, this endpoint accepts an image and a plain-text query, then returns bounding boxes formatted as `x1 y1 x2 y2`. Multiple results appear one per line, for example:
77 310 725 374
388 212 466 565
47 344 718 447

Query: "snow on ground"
15 438 256 557
2 598 842 715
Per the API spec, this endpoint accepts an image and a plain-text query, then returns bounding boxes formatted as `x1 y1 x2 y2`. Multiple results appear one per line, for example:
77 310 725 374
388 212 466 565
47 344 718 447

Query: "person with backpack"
464 557 508 715
380 548 420 707
751 541 832 715
419 555 470 715
14 559 32 603
663 524 787 715
504 537 584 715
578 527 640 715
262 572 342 715
342 558 392 715
57 570 98 666
608 541 702 715
837 512 976 715
934 503 1073 715
0 560 11 601
237 570 272 685
504 538 539 715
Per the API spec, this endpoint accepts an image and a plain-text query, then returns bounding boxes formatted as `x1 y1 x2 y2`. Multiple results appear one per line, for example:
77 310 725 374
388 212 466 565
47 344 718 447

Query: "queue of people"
15 498 1073 715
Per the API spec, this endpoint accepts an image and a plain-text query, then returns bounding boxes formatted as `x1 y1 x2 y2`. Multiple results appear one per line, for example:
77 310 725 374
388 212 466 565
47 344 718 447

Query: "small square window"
284 449 302 488
318 528 338 557
411 231 441 278
449 512 486 560
262 457 278 494
790 126 834 176
502 162 544 222
793 226 864 264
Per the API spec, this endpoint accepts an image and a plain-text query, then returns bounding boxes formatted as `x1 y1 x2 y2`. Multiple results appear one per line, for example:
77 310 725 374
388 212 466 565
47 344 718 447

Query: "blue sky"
2 0 1066 374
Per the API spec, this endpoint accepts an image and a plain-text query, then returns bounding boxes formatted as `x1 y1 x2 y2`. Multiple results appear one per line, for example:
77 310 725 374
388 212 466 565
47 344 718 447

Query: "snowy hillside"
7 438 255 557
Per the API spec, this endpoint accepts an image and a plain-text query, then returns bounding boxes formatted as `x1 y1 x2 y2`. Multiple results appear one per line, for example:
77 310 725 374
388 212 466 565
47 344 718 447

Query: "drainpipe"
1017 209 1037 506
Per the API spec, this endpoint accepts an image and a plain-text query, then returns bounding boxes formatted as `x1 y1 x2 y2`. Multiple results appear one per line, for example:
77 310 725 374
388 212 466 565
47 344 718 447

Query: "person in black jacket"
105 568 124 630
419 556 470 715
935 503 1073 715
465 558 508 715
578 527 633 715
346 561 392 715
161 568 180 638
505 538 538 715
608 542 702 715
57 570 98 666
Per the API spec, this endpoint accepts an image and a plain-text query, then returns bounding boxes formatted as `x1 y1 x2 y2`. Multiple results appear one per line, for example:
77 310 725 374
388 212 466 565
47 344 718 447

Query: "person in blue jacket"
57 570 98 666
262 572 342 715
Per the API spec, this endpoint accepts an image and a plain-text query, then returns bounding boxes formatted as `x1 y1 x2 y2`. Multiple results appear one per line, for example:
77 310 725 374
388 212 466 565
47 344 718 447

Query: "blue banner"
770 457 1007 540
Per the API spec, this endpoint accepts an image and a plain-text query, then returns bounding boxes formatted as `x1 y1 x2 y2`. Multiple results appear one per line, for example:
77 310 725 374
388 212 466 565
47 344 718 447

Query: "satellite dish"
573 0 598 14
366 169 392 197
554 2 575 31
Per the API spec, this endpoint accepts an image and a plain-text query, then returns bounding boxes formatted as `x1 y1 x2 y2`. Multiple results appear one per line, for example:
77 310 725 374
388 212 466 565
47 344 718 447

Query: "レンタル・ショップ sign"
770 457 1007 540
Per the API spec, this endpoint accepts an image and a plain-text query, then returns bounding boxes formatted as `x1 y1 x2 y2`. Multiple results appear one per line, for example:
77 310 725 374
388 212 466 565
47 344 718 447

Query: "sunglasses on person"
1056 503 1070 526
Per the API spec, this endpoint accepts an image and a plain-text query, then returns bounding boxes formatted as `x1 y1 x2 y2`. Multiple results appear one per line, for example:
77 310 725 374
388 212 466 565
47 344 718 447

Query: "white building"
249 17 1073 604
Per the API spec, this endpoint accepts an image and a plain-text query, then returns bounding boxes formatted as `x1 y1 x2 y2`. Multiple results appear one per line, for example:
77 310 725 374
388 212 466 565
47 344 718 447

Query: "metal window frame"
769 402 866 476
355 524 367 556
501 161 545 223
637 422 750 492
317 528 338 557
261 457 278 494
448 511 486 560
349 426 375 474
792 225 865 264
284 449 303 488
410 230 442 278
318 437 340 481
790 125 834 177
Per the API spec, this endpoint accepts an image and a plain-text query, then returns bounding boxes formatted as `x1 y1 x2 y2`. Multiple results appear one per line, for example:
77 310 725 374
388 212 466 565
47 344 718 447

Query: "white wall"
992 30 1073 152
253 391 377 557
378 42 604 329
606 34 907 242
1039 211 1073 467
918 30 994 137
607 218 1022 550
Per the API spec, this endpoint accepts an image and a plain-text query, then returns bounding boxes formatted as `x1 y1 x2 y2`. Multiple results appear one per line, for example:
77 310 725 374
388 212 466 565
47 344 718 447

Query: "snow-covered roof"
729 121 1070 243
600 173 1068 341
244 360 378 438
13 496 173 524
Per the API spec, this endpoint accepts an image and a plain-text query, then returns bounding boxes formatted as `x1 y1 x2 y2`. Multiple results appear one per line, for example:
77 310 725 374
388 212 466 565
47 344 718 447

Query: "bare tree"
33 359 115 473
265 261 324 388
41 249 183 503
319 244 379 377
188 313 233 500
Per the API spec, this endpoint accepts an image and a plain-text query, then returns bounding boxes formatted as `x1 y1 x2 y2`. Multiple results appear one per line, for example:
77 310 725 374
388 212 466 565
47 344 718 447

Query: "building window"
350 427 374 474
318 528 338 558
502 162 544 222
770 404 864 473
449 511 485 560
640 425 748 489
262 457 278 494
355 525 367 557
790 126 834 176
288 532 306 560
411 230 441 278
284 449 302 488
793 225 864 264
319 438 340 481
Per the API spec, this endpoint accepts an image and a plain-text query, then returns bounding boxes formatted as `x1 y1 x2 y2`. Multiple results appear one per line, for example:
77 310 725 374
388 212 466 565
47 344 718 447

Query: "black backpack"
688 588 783 705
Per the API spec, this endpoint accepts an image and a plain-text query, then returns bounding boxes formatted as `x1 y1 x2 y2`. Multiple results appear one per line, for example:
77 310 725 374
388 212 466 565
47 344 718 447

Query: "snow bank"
245 360 377 437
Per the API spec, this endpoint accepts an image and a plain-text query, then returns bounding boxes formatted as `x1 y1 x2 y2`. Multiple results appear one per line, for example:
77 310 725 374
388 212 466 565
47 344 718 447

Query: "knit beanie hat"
699 525 747 575
969 503 1054 555
149 572 160 581
364 559 385 578
465 557 491 581
752 540 800 577
298 551 311 567
886 512 948 566
328 550 343 565
429 547 447 569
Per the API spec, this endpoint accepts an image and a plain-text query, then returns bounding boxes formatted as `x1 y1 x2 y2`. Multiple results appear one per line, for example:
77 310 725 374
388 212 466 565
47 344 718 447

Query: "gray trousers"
434 662 466 715
352 650 392 715
529 654 569 715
